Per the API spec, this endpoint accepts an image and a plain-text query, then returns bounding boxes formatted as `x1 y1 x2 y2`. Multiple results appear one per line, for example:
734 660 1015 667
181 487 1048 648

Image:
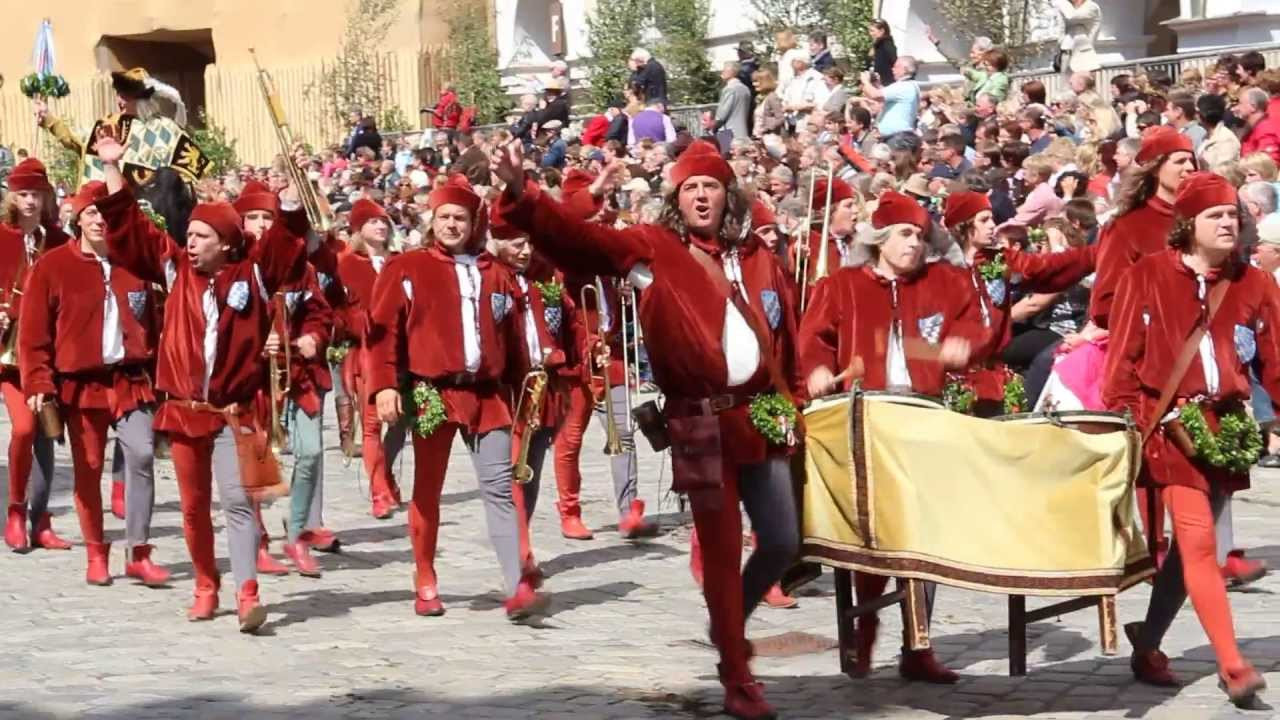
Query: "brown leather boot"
335 397 358 458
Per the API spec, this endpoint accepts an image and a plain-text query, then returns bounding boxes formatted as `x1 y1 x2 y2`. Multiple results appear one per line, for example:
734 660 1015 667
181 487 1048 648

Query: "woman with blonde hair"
1241 152 1278 184
752 68 785 139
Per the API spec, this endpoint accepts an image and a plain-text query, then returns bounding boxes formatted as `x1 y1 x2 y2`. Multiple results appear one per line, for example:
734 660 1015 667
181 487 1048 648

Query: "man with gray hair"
710 60 752 143
628 47 668 108
859 56 920 138
1235 86 1280 163
768 164 795 202
1241 181 1278 223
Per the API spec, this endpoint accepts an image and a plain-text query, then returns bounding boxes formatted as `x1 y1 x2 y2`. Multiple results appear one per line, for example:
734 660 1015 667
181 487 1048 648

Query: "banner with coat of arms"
81 114 210 186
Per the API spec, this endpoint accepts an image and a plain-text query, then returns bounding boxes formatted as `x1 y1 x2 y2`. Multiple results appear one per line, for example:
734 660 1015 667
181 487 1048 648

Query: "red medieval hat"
233 179 279 218
871 191 929 230
8 159 53 194
68 181 108 221
811 176 855 218
1136 125 1194 165
560 168 603 220
1173 171 1237 219
751 199 776 231
670 139 733 189
349 198 391 233
488 201 524 240
190 202 245 250
428 174 482 217
943 191 992 228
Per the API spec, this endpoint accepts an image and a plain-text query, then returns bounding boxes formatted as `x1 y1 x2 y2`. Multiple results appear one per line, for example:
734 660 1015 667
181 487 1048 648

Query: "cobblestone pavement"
0 404 1277 720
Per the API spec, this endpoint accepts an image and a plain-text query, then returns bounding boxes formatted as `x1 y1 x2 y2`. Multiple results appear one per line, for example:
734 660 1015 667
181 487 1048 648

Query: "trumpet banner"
801 394 1154 596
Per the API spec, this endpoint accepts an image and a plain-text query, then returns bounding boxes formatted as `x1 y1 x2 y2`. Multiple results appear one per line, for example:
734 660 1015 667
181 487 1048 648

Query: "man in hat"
790 175 859 296
94 132 308 633
35 67 187 157
366 175 546 620
494 138 802 720
539 121 568 169
18 180 168 587
1 159 71 552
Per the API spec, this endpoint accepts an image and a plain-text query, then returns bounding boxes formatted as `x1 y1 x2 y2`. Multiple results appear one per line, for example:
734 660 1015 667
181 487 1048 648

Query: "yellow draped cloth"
802 393 1154 596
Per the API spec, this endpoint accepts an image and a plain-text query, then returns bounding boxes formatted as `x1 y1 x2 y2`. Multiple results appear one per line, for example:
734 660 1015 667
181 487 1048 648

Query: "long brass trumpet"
268 292 291 452
793 166 819 285
799 163 836 313
512 366 550 484
250 48 334 232
618 284 641 435
580 279 623 456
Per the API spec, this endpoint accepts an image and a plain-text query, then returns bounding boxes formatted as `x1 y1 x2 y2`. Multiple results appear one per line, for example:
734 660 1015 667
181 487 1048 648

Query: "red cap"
233 179 279 218
751 200 776 231
190 202 245 249
669 140 733 190
560 168 603 220
349 198 391 234
68 181 107 221
428 174 481 216
8 159 53 194
943 191 992 228
811 177 855 217
1136 125 1194 165
871 191 930 230
488 201 524 240
1173 171 1237 219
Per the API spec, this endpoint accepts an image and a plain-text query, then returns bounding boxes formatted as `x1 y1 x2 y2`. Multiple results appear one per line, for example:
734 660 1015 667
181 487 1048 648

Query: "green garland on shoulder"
325 341 354 365
749 392 797 446
138 200 168 234
1178 404 1263 474
943 375 976 415
533 279 564 308
978 252 1007 281
403 380 447 438
1003 374 1027 415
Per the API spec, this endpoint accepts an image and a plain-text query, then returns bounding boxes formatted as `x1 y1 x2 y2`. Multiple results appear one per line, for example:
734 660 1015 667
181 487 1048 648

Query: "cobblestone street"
1 406 1277 720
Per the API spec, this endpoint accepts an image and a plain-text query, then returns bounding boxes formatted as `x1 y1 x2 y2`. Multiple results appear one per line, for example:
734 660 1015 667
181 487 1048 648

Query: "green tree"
307 0 401 136
444 0 510 124
750 0 873 71
40 136 80 193
937 0 1055 70
190 110 240 177
584 0 652 109
653 0 719 105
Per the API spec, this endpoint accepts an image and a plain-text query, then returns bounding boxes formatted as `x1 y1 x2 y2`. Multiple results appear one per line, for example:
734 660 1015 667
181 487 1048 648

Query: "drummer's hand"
375 388 402 424
263 330 282 357
938 337 971 370
26 392 44 414
293 333 318 360
806 366 838 399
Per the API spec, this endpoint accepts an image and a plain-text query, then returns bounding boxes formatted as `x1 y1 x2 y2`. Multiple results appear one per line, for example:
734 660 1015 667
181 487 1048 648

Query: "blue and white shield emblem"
317 271 333 290
1235 324 1257 364
284 290 303 314
544 305 563 335
761 289 781 330
984 277 1007 307
490 292 512 322
127 290 147 320
226 280 250 312
918 312 944 346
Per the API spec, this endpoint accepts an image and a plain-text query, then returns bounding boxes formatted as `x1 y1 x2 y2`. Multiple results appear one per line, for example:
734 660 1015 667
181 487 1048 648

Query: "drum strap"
1140 279 1229 443
688 245 796 407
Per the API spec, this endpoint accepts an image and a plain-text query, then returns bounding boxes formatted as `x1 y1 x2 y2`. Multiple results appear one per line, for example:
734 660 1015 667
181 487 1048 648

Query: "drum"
996 410 1133 436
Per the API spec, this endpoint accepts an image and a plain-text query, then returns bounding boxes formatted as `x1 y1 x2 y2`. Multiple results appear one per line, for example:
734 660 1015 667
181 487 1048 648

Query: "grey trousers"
593 383 638 514
461 428 521 594
173 426 258 588
740 457 802 619
1138 489 1230 651
286 397 324 542
517 428 553 520
23 436 55 523
116 408 156 547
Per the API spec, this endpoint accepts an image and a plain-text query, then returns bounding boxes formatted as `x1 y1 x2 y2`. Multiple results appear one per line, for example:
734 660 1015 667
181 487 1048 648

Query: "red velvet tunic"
799 262 986 397
18 242 158 415
1089 196 1175 329
0 222 70 383
274 264 334 417
365 246 524 435
496 182 802 466
334 249 386 346
1103 250 1280 493
98 188 308 437
308 240 347 340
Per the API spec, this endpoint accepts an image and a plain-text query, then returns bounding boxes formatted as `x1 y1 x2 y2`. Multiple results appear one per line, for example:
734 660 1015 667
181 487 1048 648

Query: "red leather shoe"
618 500 656 538
31 513 71 550
371 493 396 520
236 580 267 633
1130 649 1180 686
763 583 798 609
124 544 171 586
283 538 321 578
256 541 290 576
505 579 549 621
522 556 545 590
1220 664 1267 707
85 542 113 586
851 616 879 678
557 503 593 540
187 581 220 621
414 586 445 617
110 480 126 520
1222 552 1268 586
899 649 959 684
722 680 776 720
308 527 341 553
4 504 28 551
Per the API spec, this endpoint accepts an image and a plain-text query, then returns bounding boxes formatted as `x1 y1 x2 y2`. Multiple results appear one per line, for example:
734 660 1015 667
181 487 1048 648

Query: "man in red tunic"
95 132 307 633
800 191 983 684
1104 173 1270 706
494 139 802 720
366 175 545 621
1 159 71 552
19 181 168 587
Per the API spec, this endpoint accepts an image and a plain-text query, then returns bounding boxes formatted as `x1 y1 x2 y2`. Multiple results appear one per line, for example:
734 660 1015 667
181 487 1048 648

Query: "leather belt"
664 392 753 418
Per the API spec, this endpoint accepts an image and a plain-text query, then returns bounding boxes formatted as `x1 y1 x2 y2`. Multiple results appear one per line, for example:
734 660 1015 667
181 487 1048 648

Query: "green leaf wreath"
1003 374 1027 415
1028 227 1047 247
943 375 976 415
20 73 70 99
1177 404 1263 474
325 341 354 365
403 380 447 438
138 200 167 233
749 392 797 446
977 252 1007 282
533 279 564 308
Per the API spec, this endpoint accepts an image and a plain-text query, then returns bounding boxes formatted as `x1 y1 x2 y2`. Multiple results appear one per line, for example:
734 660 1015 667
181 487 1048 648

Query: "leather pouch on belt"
667 413 723 494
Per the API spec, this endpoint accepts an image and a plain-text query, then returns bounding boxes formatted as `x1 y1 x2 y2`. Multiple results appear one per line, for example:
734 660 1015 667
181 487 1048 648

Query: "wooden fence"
0 45 455 171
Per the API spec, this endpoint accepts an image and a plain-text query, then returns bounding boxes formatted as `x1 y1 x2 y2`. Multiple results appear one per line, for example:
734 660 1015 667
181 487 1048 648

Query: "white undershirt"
1195 275 1219 396
516 276 543 366
886 279 912 389
92 255 124 365
201 278 218 399
454 254 482 373
372 254 387 275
